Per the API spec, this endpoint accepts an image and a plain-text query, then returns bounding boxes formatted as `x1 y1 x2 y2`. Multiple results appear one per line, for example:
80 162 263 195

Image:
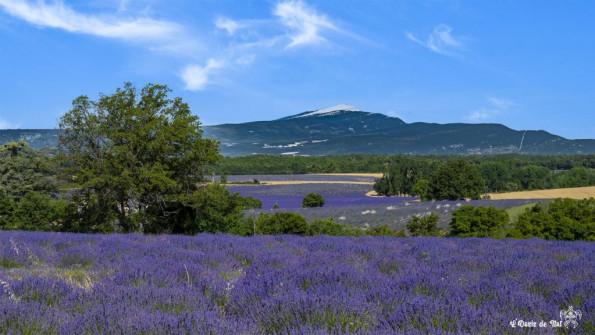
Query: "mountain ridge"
1 106 594 156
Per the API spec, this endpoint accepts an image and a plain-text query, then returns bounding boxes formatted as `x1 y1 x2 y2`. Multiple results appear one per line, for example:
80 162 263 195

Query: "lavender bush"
1 232 593 334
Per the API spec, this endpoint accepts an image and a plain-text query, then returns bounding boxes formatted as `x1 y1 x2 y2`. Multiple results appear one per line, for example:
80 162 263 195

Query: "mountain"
2 105 595 156
203 105 595 156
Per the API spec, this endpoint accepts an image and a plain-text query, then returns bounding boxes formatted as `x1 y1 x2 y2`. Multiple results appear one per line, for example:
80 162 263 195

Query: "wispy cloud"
215 16 244 36
467 108 496 121
0 0 359 91
406 24 462 56
181 59 224 91
466 96 516 121
274 0 338 48
487 97 516 110
0 0 181 42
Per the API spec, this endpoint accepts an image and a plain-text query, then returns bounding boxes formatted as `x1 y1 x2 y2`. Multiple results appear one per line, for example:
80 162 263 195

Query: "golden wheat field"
489 186 595 200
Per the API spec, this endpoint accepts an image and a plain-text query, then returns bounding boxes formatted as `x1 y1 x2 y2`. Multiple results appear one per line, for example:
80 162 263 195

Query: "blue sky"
0 0 594 139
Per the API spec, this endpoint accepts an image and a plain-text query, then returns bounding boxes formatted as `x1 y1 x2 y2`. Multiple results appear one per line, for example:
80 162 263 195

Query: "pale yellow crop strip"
488 186 595 200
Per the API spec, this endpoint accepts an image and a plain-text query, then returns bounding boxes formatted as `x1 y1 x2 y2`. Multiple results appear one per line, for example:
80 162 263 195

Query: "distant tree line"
217 153 595 175
373 157 595 199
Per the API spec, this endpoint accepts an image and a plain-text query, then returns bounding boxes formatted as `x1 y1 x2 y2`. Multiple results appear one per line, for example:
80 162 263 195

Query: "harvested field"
489 186 595 200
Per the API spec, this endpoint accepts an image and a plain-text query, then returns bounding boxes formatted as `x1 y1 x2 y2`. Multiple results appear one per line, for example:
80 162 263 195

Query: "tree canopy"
429 160 485 200
0 141 58 200
58 83 220 232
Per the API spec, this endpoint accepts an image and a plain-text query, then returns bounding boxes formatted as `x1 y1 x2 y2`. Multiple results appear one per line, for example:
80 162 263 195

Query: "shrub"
255 212 309 236
508 198 595 241
238 196 262 210
406 212 441 236
308 218 350 236
450 206 509 237
367 225 398 237
302 193 325 208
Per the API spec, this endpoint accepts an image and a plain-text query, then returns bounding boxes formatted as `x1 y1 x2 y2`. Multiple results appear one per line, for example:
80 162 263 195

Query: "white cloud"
181 59 224 91
466 97 516 121
215 16 244 36
406 24 462 56
487 97 516 110
274 0 337 48
0 117 18 129
0 0 181 42
466 108 494 121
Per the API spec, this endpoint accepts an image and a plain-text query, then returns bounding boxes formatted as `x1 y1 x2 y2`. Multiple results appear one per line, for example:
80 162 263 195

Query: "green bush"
308 218 351 236
508 198 595 241
255 212 309 236
237 196 262 210
406 212 441 236
302 193 325 208
450 206 509 237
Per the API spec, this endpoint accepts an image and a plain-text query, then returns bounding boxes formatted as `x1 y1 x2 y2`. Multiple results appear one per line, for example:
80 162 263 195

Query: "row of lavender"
227 183 417 210
1 231 593 334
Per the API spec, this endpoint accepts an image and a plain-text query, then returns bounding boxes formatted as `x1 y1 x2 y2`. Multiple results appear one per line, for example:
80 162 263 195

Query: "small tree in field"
302 193 325 208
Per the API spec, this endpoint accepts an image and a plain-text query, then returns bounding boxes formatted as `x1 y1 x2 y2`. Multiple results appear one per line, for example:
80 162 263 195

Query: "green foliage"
512 165 553 190
429 160 485 200
59 190 120 233
220 173 228 184
406 212 441 236
308 218 353 236
58 83 220 233
237 196 262 210
411 179 430 200
367 225 398 237
374 159 437 196
0 141 58 200
509 198 595 241
554 167 595 188
479 162 510 193
302 193 325 208
220 154 595 194
450 206 509 237
10 192 64 231
255 212 310 236
0 189 15 229
177 183 245 235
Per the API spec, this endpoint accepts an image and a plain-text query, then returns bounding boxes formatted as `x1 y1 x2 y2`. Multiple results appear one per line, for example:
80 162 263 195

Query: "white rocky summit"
293 104 362 118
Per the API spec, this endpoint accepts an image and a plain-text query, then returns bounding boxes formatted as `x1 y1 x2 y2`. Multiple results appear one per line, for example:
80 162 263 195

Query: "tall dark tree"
0 141 58 200
58 83 220 232
429 160 485 200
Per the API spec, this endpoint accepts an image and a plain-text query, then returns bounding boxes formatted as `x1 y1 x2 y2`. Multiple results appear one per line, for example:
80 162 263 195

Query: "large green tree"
58 83 220 232
429 160 485 200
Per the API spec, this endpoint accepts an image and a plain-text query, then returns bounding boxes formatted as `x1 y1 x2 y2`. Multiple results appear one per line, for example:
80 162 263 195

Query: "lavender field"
1 232 593 334
227 183 417 210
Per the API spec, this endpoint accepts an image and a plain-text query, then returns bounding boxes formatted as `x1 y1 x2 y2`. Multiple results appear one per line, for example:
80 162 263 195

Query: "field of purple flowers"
1 232 593 334
228 183 416 210
271 199 541 229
